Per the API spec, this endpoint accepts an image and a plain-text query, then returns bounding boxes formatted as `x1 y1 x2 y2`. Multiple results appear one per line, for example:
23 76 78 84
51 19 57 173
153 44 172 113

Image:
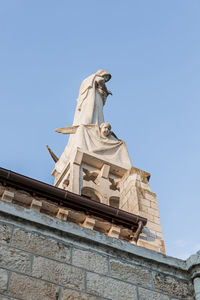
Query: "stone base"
52 148 165 254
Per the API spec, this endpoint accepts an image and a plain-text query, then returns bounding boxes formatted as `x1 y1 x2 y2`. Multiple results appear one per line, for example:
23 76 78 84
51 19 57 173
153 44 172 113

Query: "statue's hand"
107 90 112 96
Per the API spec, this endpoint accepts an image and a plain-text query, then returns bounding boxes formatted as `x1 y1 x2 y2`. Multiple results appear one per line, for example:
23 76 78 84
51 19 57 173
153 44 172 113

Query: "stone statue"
50 70 132 174
73 70 112 126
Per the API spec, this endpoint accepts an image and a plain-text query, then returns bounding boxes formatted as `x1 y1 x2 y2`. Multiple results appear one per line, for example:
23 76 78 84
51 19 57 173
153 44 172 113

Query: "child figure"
100 122 111 138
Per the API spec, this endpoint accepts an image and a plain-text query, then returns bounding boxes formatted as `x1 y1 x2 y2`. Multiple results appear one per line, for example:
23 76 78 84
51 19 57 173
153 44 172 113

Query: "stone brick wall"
0 200 195 300
120 167 165 254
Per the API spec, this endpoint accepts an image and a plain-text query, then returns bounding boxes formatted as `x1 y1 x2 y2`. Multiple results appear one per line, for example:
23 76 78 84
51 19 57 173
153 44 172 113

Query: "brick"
61 289 104 300
109 260 152 288
140 198 150 207
137 240 160 252
0 268 8 293
147 207 159 217
153 272 194 298
12 228 70 262
144 192 156 201
147 221 162 232
9 272 58 300
32 256 84 290
138 287 170 300
86 272 137 300
0 244 31 273
154 216 161 225
1 190 14 202
139 212 154 222
140 205 148 213
150 201 158 209
0 224 12 244
72 248 108 275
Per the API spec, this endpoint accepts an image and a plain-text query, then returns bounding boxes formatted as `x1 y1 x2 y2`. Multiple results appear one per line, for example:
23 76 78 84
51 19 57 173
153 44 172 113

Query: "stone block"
147 207 159 217
56 208 69 221
9 272 58 300
82 216 96 230
140 182 151 191
137 240 160 252
61 289 103 300
1 190 14 203
147 221 162 232
153 272 194 298
150 201 158 209
86 272 137 300
0 223 12 244
32 256 84 290
108 225 121 238
12 228 70 262
14 190 32 205
154 216 161 225
138 287 170 300
140 205 148 213
109 260 152 288
0 184 5 197
30 199 42 212
144 191 156 201
0 297 15 300
99 164 110 179
72 248 108 275
0 295 16 300
0 244 31 273
140 198 150 207
0 268 8 293
139 212 154 222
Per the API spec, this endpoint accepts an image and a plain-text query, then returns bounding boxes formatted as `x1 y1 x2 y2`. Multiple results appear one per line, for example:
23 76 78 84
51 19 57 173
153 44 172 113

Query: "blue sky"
1 0 200 259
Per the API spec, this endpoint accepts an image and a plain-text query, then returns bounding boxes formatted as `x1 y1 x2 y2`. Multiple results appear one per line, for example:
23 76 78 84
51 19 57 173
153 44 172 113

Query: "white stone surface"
73 69 111 126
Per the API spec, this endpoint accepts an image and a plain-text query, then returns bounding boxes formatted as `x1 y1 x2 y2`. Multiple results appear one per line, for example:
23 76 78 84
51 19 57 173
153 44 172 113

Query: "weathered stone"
61 289 104 300
0 184 5 197
153 272 194 298
0 268 8 293
0 297 15 300
0 244 31 273
12 228 70 262
138 287 170 300
1 190 14 203
9 272 58 300
86 272 137 300
109 260 152 288
0 223 11 244
32 256 84 290
72 248 108 274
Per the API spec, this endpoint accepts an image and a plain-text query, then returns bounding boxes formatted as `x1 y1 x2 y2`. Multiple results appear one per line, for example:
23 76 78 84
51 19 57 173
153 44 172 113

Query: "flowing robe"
73 70 111 126
55 125 132 173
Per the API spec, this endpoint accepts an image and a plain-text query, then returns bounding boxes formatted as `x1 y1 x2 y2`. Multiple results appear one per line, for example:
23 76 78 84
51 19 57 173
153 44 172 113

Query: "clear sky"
1 0 200 259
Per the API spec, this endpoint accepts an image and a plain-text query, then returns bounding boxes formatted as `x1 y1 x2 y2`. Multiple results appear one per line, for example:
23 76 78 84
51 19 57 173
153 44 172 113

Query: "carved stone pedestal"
52 147 165 254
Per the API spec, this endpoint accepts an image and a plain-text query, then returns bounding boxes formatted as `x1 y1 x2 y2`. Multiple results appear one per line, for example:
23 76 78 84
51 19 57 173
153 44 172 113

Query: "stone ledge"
0 200 187 272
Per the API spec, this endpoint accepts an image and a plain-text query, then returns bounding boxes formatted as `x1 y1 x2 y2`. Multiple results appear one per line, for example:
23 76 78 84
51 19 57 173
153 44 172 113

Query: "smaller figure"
100 122 111 138
99 122 119 140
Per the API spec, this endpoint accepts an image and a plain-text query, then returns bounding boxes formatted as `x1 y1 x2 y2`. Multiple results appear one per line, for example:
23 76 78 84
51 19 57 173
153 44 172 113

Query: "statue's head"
96 70 111 82
100 122 111 138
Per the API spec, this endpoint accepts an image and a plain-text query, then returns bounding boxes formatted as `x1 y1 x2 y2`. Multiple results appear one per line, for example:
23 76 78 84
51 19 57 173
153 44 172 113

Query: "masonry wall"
120 167 165 254
0 201 195 300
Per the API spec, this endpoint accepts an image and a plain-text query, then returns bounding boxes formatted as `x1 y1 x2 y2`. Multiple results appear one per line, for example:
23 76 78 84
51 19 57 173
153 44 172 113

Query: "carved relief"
62 174 70 189
109 178 120 191
83 168 99 184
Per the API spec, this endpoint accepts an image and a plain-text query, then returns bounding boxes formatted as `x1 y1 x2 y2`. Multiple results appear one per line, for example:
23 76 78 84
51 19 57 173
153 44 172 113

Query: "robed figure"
73 69 112 126
52 70 132 174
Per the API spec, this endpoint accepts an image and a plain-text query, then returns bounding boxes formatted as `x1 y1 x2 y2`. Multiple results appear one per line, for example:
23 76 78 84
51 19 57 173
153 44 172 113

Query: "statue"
73 69 112 126
48 70 132 174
